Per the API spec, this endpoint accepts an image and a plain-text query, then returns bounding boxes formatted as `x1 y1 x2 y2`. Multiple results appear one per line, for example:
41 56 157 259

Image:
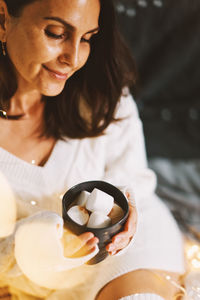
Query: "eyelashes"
81 37 91 43
44 29 92 43
45 29 66 39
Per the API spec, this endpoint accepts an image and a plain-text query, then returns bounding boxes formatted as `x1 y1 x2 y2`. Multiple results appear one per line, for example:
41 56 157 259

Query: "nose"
59 39 79 68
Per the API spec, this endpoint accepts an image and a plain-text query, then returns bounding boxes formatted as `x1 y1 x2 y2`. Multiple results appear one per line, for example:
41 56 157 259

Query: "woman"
0 0 185 299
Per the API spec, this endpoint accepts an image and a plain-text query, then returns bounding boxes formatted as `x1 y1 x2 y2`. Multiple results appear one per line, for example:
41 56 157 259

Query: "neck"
7 88 43 118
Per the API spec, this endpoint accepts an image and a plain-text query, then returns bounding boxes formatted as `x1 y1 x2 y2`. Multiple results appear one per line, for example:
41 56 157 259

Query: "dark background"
115 0 200 159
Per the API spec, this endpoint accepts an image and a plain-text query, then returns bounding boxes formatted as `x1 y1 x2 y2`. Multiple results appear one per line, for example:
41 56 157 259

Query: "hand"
62 230 99 258
106 191 137 255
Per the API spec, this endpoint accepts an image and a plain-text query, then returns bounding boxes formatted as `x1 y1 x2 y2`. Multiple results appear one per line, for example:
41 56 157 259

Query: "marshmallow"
76 191 90 207
86 188 114 215
108 203 124 224
67 205 89 226
87 211 111 228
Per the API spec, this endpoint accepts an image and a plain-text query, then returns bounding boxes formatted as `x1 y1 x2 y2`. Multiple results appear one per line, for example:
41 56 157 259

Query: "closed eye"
45 29 99 43
45 29 65 39
81 37 91 44
81 32 99 44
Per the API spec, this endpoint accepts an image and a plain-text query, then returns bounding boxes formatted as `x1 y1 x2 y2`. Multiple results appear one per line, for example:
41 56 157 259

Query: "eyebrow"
44 17 99 34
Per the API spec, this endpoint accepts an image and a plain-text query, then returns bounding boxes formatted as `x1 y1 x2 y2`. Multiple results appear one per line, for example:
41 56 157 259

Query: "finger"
124 206 137 236
71 237 99 258
112 231 130 245
72 232 96 252
106 231 130 253
125 190 135 207
63 232 94 257
113 231 130 248
106 206 137 254
79 232 95 242
86 237 99 250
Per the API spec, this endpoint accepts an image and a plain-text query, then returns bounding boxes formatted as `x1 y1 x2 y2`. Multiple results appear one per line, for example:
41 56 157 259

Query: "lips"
42 65 68 80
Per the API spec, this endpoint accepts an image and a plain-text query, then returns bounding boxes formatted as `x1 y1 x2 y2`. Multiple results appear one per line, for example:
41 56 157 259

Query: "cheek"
79 45 91 68
7 28 58 74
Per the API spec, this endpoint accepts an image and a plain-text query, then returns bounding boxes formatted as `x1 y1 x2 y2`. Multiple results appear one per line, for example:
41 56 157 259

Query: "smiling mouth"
42 65 69 81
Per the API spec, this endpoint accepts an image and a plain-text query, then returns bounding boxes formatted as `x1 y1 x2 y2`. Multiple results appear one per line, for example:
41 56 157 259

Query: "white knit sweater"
0 95 185 300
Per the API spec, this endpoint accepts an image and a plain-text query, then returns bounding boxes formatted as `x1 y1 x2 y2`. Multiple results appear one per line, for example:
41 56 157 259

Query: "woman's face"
4 0 100 96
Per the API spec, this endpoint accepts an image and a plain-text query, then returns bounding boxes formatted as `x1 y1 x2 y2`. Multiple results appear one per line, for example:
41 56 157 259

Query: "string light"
30 200 37 206
191 259 200 269
183 238 200 299
147 237 200 299
185 239 200 271
157 272 186 299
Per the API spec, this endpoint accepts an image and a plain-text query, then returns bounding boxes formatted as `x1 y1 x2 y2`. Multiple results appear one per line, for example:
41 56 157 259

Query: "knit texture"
0 95 185 299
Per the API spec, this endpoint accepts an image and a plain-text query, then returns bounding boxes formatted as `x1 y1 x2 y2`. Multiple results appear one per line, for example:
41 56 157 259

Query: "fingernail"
89 233 94 239
114 237 121 243
95 237 99 243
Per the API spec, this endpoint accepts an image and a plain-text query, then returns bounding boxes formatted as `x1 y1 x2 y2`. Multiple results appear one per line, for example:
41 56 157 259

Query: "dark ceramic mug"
62 180 129 264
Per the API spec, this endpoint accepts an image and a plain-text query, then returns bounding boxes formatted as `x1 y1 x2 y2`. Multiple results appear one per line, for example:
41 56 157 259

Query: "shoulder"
105 91 141 139
114 91 139 120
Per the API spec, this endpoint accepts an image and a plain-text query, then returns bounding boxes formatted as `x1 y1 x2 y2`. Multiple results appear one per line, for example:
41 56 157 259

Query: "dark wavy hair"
0 0 136 139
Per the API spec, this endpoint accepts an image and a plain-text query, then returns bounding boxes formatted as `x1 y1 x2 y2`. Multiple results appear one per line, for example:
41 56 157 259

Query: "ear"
0 0 10 42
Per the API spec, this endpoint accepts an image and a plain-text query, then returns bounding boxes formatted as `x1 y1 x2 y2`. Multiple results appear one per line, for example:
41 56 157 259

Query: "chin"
42 90 64 97
40 82 66 97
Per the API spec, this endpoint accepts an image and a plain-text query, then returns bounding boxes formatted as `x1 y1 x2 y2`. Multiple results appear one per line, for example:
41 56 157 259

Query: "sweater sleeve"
103 93 157 202
102 94 157 255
